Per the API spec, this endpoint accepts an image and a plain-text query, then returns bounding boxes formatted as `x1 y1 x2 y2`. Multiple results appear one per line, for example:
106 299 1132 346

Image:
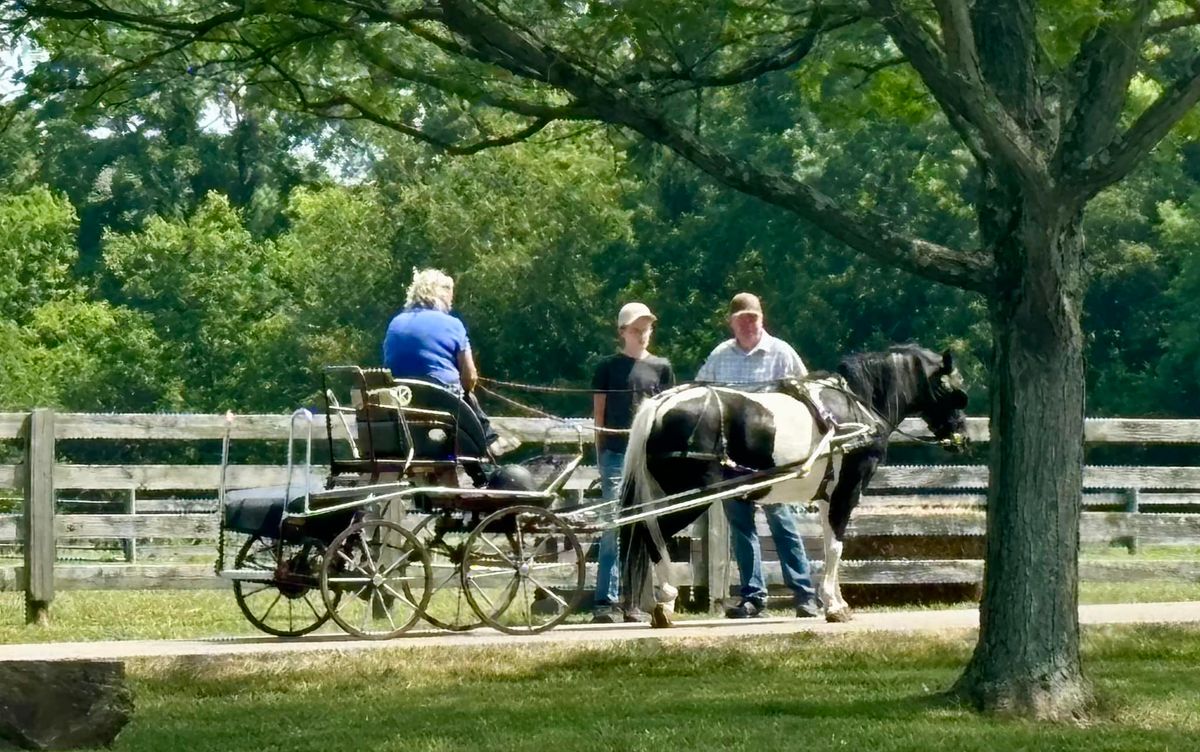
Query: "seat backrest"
356 378 490 463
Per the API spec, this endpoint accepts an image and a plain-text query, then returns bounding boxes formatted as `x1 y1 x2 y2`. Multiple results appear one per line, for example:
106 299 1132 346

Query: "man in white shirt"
696 292 820 618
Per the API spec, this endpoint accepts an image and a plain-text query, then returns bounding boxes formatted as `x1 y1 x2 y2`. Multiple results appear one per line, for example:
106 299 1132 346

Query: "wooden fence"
3 411 1200 622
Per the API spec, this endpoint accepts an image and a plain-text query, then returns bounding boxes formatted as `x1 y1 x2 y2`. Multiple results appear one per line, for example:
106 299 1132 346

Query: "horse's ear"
941 349 955 372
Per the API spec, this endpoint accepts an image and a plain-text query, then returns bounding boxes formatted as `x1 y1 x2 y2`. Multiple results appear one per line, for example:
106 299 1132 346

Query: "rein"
816 380 950 447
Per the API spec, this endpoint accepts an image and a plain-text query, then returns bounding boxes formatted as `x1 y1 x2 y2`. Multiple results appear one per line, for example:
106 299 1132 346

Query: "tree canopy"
4 0 1200 719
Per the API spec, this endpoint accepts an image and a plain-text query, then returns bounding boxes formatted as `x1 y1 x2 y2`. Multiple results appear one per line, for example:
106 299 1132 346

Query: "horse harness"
652 378 879 491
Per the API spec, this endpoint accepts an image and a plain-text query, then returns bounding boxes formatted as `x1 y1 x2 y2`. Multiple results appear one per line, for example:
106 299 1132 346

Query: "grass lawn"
99 625 1200 752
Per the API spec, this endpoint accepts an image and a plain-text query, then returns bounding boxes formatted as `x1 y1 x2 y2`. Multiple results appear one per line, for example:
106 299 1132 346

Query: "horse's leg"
645 517 678 628
821 452 879 622
816 499 847 620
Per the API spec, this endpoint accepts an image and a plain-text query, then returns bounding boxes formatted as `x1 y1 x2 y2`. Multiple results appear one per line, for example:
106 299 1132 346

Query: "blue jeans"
593 449 624 607
723 499 816 606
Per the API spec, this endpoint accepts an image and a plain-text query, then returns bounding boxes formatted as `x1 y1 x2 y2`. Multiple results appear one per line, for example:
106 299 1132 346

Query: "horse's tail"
617 478 652 612
616 393 668 612
618 394 661 508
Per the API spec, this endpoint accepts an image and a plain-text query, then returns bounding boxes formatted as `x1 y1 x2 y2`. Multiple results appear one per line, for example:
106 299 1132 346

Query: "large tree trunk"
952 179 1091 719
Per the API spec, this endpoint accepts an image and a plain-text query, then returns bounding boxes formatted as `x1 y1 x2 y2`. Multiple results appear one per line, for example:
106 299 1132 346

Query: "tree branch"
308 92 554 154
437 0 995 291
868 0 1051 200
1066 53 1200 200
344 28 582 121
15 0 248 33
847 55 906 88
1053 1 1154 178
618 12 861 92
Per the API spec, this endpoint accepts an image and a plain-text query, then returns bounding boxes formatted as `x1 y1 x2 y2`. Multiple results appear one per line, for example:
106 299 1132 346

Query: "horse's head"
838 344 971 452
919 349 970 453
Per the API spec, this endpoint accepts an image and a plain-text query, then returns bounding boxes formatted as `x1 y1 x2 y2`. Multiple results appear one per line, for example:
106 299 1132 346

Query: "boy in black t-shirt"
591 302 675 623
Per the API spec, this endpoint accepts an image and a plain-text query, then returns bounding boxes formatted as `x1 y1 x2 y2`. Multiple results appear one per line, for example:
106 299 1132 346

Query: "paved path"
3 601 1198 663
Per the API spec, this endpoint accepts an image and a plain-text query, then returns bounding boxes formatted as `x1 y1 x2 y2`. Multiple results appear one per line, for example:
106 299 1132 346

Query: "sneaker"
591 608 620 624
724 599 766 619
795 601 822 619
623 608 651 623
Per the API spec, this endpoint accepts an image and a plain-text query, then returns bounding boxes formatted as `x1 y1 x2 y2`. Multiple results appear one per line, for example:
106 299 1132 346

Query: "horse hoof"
825 608 853 623
651 604 674 629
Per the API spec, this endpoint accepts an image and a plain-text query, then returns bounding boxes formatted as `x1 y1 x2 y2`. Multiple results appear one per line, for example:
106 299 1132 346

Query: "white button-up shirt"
695 332 808 386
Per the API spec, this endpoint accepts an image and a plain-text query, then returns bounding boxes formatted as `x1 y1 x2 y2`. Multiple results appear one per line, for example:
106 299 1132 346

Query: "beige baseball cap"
617 302 657 328
729 292 763 318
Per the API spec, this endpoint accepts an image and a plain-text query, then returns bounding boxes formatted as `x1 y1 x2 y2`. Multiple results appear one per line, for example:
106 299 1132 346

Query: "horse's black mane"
836 344 938 425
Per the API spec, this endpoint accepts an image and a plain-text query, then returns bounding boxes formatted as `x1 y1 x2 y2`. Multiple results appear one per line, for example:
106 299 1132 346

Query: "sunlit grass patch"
106 626 1200 752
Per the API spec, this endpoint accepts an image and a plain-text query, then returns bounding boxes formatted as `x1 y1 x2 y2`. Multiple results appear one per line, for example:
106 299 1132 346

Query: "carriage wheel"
232 534 334 637
405 514 486 632
320 519 432 640
460 505 586 635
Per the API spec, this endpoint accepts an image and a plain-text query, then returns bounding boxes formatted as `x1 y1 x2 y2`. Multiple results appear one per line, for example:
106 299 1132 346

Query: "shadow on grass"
114 627 1200 752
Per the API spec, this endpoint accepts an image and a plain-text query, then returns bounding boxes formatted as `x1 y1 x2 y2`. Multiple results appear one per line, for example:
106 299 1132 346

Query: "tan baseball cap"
617 301 657 328
729 292 763 317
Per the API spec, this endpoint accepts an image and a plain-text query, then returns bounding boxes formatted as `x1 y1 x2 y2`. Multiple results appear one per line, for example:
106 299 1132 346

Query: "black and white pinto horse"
618 344 969 625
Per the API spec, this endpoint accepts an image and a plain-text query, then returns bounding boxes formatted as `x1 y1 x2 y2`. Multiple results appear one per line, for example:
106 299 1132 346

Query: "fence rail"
3 410 1200 621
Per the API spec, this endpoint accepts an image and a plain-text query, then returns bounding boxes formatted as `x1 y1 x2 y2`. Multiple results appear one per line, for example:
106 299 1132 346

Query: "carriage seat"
355 377 493 466
222 480 354 543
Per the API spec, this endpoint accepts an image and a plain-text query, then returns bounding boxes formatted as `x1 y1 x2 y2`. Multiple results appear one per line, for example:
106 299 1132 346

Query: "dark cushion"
223 482 354 543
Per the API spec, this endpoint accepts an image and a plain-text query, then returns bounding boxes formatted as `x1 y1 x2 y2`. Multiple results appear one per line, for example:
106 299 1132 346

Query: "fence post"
702 506 730 613
122 488 138 563
23 408 55 625
1124 488 1140 555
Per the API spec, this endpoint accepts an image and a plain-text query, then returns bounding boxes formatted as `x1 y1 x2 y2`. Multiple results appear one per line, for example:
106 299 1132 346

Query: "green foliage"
387 135 634 387
1158 193 1200 412
103 193 295 410
276 184 399 382
0 2 1198 417
0 186 79 323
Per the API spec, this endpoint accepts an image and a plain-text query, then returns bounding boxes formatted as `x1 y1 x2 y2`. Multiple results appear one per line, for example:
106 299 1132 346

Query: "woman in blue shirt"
383 269 478 394
382 268 496 451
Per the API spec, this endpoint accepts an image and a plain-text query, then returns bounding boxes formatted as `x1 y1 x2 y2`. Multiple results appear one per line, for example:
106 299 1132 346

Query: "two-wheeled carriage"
216 366 598 638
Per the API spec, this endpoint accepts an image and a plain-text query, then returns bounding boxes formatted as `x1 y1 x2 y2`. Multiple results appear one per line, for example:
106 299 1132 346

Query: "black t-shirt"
592 353 675 453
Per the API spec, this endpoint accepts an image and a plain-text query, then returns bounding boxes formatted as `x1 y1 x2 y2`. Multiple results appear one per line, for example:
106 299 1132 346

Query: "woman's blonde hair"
405 268 455 311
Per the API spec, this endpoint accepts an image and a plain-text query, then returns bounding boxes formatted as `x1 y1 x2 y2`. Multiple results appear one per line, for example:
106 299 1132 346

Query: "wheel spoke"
430 569 458 590
522 534 557 562
380 581 422 612
240 582 274 599
520 574 533 629
479 534 519 568
259 592 283 622
377 545 416 578
465 565 517 581
335 547 359 569
301 592 323 621
525 576 571 609
373 590 399 633
336 584 370 616
357 534 379 574
360 592 371 633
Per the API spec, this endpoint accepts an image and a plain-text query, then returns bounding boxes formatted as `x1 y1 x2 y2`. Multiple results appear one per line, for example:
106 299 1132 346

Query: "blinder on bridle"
921 351 970 452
